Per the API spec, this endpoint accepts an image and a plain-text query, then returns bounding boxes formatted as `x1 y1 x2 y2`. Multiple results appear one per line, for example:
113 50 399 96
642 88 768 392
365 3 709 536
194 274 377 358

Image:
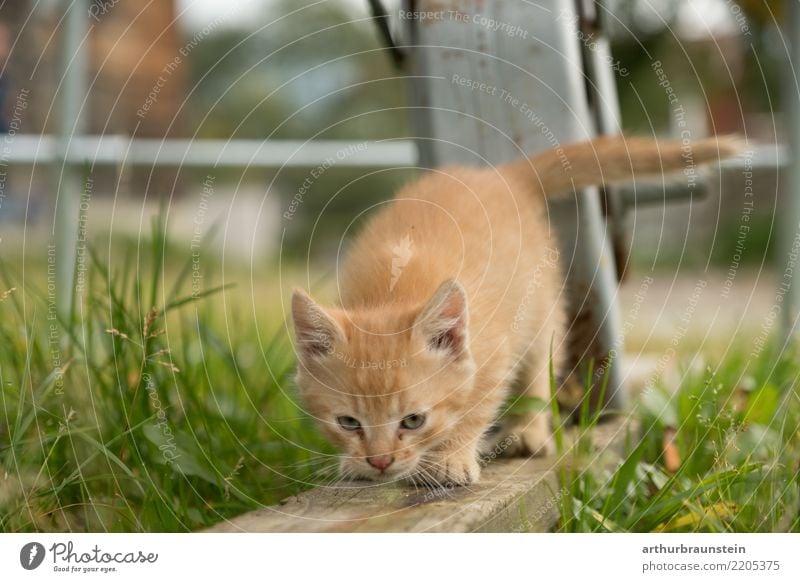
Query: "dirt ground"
617 267 785 391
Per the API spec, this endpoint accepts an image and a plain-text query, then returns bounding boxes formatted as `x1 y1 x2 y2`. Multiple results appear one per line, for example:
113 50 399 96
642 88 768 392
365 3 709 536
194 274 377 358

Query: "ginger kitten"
291 136 738 486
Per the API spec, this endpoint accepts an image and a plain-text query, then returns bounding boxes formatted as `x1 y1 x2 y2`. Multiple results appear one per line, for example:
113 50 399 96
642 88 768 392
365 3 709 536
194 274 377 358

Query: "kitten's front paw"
421 448 481 486
501 414 554 457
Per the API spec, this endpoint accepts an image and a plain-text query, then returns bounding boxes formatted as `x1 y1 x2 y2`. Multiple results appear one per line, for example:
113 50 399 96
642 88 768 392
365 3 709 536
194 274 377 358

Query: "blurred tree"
186 0 408 140
607 0 782 138
606 0 785 269
739 0 783 24
183 0 412 256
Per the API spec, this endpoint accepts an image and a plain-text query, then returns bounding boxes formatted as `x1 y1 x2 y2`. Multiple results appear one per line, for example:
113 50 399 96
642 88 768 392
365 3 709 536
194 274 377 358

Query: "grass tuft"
0 225 333 532
556 344 800 532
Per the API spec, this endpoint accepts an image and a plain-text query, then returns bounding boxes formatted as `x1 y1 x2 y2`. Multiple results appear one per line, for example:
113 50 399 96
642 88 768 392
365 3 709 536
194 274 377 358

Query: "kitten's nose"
367 455 395 471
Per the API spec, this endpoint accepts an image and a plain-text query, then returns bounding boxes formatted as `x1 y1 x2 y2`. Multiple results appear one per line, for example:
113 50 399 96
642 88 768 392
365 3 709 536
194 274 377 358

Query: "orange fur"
292 135 740 486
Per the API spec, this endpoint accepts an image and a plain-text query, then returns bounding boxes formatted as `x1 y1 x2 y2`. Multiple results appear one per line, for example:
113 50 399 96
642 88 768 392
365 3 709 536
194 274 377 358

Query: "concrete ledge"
206 418 628 533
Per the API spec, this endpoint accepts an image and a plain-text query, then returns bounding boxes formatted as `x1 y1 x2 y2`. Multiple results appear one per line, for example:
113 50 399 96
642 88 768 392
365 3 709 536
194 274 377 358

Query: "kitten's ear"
291 290 345 359
414 279 470 360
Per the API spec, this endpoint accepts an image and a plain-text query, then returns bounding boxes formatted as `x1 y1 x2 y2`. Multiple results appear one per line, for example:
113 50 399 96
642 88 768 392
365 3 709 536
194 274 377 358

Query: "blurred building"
88 0 185 137
0 0 185 137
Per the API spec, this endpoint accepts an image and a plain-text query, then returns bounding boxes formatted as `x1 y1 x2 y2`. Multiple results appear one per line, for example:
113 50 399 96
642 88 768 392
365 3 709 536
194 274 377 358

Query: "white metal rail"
6 135 418 168
6 134 781 170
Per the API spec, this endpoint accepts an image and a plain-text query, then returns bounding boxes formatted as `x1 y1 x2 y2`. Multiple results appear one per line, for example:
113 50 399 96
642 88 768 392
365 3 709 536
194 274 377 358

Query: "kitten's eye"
337 416 362 431
400 413 426 430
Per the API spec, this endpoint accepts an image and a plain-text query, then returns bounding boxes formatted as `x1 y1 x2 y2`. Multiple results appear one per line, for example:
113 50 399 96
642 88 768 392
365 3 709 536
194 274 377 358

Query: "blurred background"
0 1 789 343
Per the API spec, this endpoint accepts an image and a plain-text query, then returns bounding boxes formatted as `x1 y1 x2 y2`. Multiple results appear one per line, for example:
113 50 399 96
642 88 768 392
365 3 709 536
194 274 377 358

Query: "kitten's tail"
509 135 741 196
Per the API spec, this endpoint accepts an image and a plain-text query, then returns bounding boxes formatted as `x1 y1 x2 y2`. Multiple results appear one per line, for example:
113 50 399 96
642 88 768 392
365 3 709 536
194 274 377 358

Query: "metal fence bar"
8 133 782 169
53 0 88 319
9 135 418 167
782 0 800 339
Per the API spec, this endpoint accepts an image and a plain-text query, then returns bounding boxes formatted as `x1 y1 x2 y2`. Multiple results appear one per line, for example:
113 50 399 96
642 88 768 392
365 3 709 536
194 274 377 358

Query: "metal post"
54 0 88 320
405 0 625 411
581 0 629 280
783 0 800 339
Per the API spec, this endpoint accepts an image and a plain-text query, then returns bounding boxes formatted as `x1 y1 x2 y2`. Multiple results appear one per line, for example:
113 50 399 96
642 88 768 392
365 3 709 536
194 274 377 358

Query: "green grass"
556 346 800 532
2 224 798 532
0 223 334 532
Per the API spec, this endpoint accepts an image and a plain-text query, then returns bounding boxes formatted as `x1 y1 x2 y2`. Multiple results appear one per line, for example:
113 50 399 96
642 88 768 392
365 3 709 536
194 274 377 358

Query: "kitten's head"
291 280 475 482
